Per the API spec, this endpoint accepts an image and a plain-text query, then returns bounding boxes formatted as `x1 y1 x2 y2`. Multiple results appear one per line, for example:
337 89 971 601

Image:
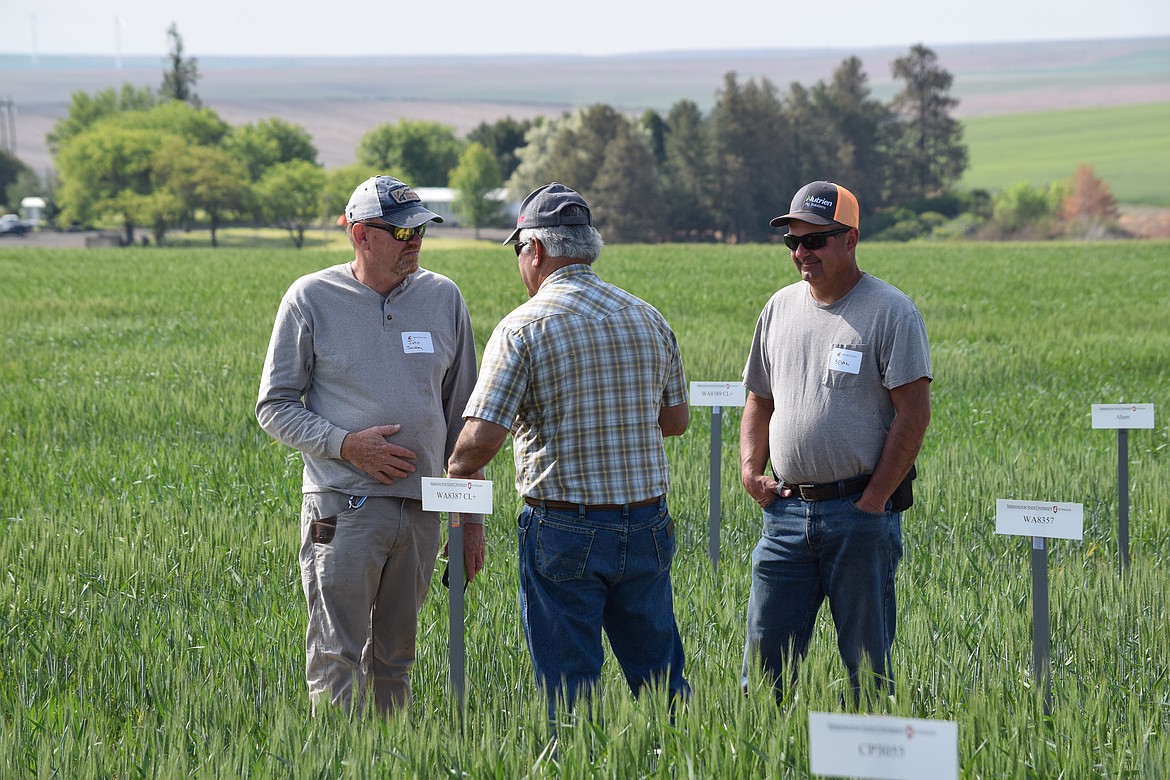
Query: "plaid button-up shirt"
463 264 687 504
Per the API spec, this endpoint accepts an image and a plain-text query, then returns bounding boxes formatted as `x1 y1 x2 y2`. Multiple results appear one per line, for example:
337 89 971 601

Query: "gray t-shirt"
742 273 931 485
256 264 478 497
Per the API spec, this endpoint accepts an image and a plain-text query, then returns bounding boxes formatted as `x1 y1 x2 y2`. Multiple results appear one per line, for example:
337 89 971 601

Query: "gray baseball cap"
345 175 443 228
504 182 592 244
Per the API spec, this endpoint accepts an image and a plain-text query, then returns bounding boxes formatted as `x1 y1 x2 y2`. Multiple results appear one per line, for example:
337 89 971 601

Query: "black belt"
523 496 662 512
781 475 871 501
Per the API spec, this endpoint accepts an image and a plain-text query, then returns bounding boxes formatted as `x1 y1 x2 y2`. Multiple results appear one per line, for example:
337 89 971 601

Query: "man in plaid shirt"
447 182 691 722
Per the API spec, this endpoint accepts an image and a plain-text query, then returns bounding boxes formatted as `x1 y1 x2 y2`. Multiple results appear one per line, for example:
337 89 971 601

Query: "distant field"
960 102 1170 206
4 37 1167 178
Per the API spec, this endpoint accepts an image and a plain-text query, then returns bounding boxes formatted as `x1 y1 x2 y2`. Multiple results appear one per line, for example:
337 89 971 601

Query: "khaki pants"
299 492 441 715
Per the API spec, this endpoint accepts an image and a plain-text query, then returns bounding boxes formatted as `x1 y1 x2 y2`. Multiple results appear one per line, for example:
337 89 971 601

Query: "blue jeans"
742 494 903 702
518 498 689 719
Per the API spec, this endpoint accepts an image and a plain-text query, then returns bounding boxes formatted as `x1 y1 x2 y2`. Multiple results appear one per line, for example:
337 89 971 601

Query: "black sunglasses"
513 240 529 257
361 222 426 241
783 226 850 251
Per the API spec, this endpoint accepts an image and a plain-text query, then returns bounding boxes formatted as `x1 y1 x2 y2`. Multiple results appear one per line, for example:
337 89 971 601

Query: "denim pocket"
650 513 676 573
849 499 889 519
535 518 595 582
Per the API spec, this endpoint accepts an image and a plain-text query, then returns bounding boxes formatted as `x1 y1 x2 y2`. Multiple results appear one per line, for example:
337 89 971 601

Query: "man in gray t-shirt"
740 181 932 703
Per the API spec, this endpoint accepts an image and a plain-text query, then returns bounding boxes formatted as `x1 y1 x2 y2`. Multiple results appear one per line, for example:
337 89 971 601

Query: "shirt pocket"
821 343 867 390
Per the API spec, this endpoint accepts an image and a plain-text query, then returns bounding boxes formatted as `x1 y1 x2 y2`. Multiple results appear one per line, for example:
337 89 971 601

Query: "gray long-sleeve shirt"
256 263 478 497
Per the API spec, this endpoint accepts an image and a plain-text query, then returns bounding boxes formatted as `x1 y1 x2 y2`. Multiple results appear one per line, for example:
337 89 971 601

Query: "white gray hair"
520 205 604 262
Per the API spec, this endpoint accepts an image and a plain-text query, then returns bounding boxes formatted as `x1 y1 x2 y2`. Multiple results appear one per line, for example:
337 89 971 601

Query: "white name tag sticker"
402 332 434 354
828 347 863 375
1091 403 1154 429
995 499 1084 540
421 477 493 514
808 712 958 780
689 381 747 407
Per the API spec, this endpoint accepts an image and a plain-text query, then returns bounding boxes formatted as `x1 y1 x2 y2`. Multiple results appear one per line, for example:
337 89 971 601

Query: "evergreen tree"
810 57 895 215
160 24 201 107
889 44 967 199
466 117 533 182
708 73 787 242
661 99 714 240
591 122 664 243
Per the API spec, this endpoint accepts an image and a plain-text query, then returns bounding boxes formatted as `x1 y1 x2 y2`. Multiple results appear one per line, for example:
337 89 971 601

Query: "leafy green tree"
356 120 464 186
225 118 318 181
322 163 369 227
0 149 31 209
56 124 164 243
105 100 229 146
46 84 156 154
507 105 627 201
889 44 967 200
160 23 201 106
256 160 327 248
154 142 251 247
466 117 533 181
591 122 665 243
507 115 564 198
989 182 1055 238
450 143 503 239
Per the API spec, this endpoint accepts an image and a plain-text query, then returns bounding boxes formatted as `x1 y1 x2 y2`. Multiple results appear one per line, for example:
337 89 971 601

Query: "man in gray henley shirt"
256 175 483 715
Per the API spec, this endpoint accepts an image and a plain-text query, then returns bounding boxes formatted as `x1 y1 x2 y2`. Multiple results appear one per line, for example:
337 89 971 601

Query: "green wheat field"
2 239 1168 778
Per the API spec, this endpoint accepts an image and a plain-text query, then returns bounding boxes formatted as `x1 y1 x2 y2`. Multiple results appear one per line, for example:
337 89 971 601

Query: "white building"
413 187 520 227
20 196 46 227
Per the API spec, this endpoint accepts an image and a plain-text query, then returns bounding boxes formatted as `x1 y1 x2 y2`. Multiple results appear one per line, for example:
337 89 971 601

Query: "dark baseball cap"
504 182 592 244
345 175 443 228
769 181 860 230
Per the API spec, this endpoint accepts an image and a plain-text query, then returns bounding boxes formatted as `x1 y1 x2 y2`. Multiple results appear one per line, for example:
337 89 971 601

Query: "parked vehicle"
0 214 29 236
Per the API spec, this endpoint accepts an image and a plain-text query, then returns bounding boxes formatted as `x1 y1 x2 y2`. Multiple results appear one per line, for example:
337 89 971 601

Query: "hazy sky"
3 0 1169 59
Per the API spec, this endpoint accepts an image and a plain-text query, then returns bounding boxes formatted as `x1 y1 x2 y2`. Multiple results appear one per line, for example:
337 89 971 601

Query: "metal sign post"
447 514 466 712
996 499 1084 718
1117 429 1129 572
689 382 747 573
1091 404 1154 574
1031 536 1052 715
708 406 722 571
422 476 493 717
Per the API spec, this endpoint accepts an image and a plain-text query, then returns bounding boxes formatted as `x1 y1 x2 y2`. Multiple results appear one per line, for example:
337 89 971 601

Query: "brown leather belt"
781 475 871 501
523 496 662 512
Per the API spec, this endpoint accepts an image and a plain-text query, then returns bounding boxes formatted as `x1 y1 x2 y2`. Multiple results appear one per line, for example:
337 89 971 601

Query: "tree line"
0 29 1121 246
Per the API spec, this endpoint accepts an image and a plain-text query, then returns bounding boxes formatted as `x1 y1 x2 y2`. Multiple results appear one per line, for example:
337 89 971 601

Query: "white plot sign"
689 381 746 407
808 712 958 780
1091 403 1154 430
421 477 493 514
995 499 1084 541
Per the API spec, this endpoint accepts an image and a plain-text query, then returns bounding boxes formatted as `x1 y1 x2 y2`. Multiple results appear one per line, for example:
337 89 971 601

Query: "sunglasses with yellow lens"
360 222 427 241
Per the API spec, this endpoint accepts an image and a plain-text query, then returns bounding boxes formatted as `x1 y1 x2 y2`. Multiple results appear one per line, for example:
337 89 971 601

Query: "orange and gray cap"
769 181 860 230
